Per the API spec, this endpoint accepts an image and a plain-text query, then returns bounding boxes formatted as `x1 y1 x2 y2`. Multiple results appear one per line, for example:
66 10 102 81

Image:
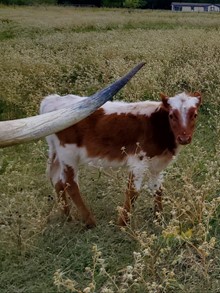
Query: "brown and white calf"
41 91 201 227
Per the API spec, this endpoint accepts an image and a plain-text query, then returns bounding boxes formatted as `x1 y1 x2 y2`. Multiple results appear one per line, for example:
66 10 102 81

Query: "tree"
101 0 123 7
123 0 147 9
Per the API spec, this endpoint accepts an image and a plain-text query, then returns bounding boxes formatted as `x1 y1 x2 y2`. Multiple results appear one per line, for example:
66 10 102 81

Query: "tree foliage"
123 0 147 9
0 0 220 9
101 0 123 8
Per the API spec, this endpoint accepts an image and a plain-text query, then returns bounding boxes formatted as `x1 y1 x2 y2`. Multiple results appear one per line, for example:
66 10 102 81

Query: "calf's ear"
160 93 170 111
193 91 202 107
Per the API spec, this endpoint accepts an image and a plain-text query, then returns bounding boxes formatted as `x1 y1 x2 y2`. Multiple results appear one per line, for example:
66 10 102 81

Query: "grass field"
0 6 220 293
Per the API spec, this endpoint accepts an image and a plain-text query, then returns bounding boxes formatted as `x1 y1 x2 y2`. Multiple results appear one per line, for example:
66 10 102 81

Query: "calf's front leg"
154 187 163 216
148 172 163 218
118 173 139 226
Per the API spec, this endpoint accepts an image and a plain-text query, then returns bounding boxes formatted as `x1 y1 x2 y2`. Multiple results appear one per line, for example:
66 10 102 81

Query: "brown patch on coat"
56 107 177 159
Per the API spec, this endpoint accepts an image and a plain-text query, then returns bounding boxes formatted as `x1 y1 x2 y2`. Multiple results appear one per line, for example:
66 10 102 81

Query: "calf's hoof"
84 215 96 229
118 217 128 227
118 214 130 227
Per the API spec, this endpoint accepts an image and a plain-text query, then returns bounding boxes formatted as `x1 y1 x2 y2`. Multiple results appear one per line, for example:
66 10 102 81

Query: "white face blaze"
167 92 199 127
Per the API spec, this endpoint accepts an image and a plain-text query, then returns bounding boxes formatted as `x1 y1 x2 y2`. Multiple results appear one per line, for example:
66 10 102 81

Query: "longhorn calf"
41 91 201 227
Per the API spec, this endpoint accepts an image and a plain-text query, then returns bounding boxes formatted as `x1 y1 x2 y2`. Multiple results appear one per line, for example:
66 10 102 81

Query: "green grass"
0 6 220 293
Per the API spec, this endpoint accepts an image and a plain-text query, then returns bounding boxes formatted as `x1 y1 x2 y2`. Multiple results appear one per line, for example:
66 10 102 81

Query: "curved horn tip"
139 61 146 67
133 61 146 73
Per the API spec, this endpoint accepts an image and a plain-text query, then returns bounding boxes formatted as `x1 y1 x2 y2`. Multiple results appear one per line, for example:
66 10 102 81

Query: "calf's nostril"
177 135 191 144
177 135 183 142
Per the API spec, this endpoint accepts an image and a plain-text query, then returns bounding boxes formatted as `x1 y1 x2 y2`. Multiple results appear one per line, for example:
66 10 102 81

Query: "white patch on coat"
168 92 199 127
46 132 177 194
40 94 87 114
124 150 175 192
147 173 163 193
146 149 178 193
46 135 79 184
40 94 161 117
102 101 160 116
127 151 149 191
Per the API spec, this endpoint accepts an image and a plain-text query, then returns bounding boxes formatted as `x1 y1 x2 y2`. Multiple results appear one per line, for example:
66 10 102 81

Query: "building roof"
171 2 220 7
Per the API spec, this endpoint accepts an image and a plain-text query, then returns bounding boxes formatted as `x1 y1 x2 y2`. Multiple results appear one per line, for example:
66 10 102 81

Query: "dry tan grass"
0 6 219 293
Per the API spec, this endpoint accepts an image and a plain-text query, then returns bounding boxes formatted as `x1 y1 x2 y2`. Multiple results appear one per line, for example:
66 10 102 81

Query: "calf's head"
160 92 202 145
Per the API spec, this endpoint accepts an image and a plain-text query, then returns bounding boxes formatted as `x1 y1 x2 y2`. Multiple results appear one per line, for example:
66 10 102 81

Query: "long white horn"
0 62 145 147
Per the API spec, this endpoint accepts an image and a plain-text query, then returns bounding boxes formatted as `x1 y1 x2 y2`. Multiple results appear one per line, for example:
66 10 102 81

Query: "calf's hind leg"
63 165 96 228
55 180 72 219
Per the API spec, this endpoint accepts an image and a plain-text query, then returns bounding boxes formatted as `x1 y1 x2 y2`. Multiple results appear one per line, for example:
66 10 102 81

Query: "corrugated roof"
171 2 217 6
